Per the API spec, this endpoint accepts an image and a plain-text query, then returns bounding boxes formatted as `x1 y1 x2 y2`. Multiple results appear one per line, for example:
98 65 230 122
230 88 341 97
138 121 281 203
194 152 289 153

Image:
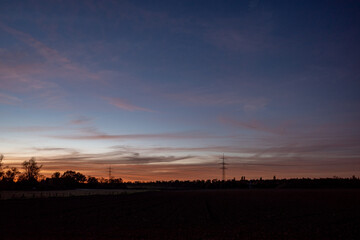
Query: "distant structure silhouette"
220 154 227 181
108 166 112 180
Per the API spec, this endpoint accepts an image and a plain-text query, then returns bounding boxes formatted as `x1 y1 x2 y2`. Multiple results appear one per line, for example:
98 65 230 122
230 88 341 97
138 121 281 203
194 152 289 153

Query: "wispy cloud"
38 150 196 168
33 147 77 152
0 50 67 108
103 97 155 112
110 145 246 154
0 22 99 81
15 142 360 180
0 22 68 65
219 116 287 135
2 126 64 133
0 61 65 107
70 116 92 125
0 93 22 105
204 8 275 53
5 131 360 180
48 131 216 141
167 89 268 111
0 22 104 109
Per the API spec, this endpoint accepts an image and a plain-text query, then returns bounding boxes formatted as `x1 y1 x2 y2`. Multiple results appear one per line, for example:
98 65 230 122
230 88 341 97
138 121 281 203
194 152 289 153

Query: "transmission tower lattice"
220 154 227 181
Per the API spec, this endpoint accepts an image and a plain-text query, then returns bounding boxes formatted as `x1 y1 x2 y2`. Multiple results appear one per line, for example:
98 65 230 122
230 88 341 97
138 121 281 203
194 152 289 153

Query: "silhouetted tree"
61 170 87 187
87 176 99 184
62 170 77 179
19 157 42 183
98 177 108 184
75 172 86 183
109 178 123 184
87 176 99 188
62 170 86 182
0 154 4 179
3 167 19 182
47 171 62 187
52 172 61 179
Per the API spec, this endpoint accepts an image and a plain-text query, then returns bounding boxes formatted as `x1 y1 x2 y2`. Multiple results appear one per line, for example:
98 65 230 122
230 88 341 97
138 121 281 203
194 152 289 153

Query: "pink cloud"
0 22 100 82
0 62 49 92
0 93 21 105
0 22 70 65
47 126 230 141
0 22 106 109
219 116 287 135
2 126 64 133
49 131 213 141
70 116 92 125
103 97 155 112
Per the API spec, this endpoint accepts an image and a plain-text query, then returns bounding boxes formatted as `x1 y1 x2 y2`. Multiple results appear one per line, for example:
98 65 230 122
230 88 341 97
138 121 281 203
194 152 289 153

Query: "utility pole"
220 154 227 181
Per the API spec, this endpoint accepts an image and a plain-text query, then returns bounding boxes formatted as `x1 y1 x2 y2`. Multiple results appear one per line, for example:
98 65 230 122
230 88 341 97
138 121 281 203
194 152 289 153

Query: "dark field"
1 189 360 239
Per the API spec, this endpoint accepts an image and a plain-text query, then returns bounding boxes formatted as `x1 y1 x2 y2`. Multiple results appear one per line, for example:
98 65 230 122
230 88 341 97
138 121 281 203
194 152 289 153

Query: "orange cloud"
4 135 360 181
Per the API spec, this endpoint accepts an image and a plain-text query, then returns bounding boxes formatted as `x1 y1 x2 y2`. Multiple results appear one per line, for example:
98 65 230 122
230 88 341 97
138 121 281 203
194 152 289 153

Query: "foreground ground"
1 189 359 239
0 189 145 200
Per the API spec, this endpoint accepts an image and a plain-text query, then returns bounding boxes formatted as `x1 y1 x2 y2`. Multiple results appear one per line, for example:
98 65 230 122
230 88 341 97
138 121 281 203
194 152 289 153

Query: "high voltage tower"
220 154 227 181
108 165 112 180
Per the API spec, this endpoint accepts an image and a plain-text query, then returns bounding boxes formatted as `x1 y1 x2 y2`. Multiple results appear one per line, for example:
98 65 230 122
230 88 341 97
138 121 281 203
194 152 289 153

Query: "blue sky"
1 0 360 181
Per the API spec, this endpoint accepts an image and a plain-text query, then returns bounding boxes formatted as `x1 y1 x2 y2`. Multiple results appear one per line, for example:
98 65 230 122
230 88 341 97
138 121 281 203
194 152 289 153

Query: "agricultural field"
0 189 145 200
1 189 360 239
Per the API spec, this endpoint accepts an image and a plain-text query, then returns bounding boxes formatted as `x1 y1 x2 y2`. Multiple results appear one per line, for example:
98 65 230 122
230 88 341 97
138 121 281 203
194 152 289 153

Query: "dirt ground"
1 189 359 239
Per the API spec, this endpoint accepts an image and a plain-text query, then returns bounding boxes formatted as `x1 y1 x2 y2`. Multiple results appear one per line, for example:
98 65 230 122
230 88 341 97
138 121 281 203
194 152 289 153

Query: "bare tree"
20 157 42 182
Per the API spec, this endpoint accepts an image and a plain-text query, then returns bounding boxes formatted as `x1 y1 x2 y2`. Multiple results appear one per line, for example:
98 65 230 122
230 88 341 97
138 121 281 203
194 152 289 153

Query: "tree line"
0 155 124 190
1 154 360 190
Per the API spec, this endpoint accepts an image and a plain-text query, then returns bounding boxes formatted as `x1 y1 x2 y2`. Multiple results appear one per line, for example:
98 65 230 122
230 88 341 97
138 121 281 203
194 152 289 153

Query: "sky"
1 0 360 181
